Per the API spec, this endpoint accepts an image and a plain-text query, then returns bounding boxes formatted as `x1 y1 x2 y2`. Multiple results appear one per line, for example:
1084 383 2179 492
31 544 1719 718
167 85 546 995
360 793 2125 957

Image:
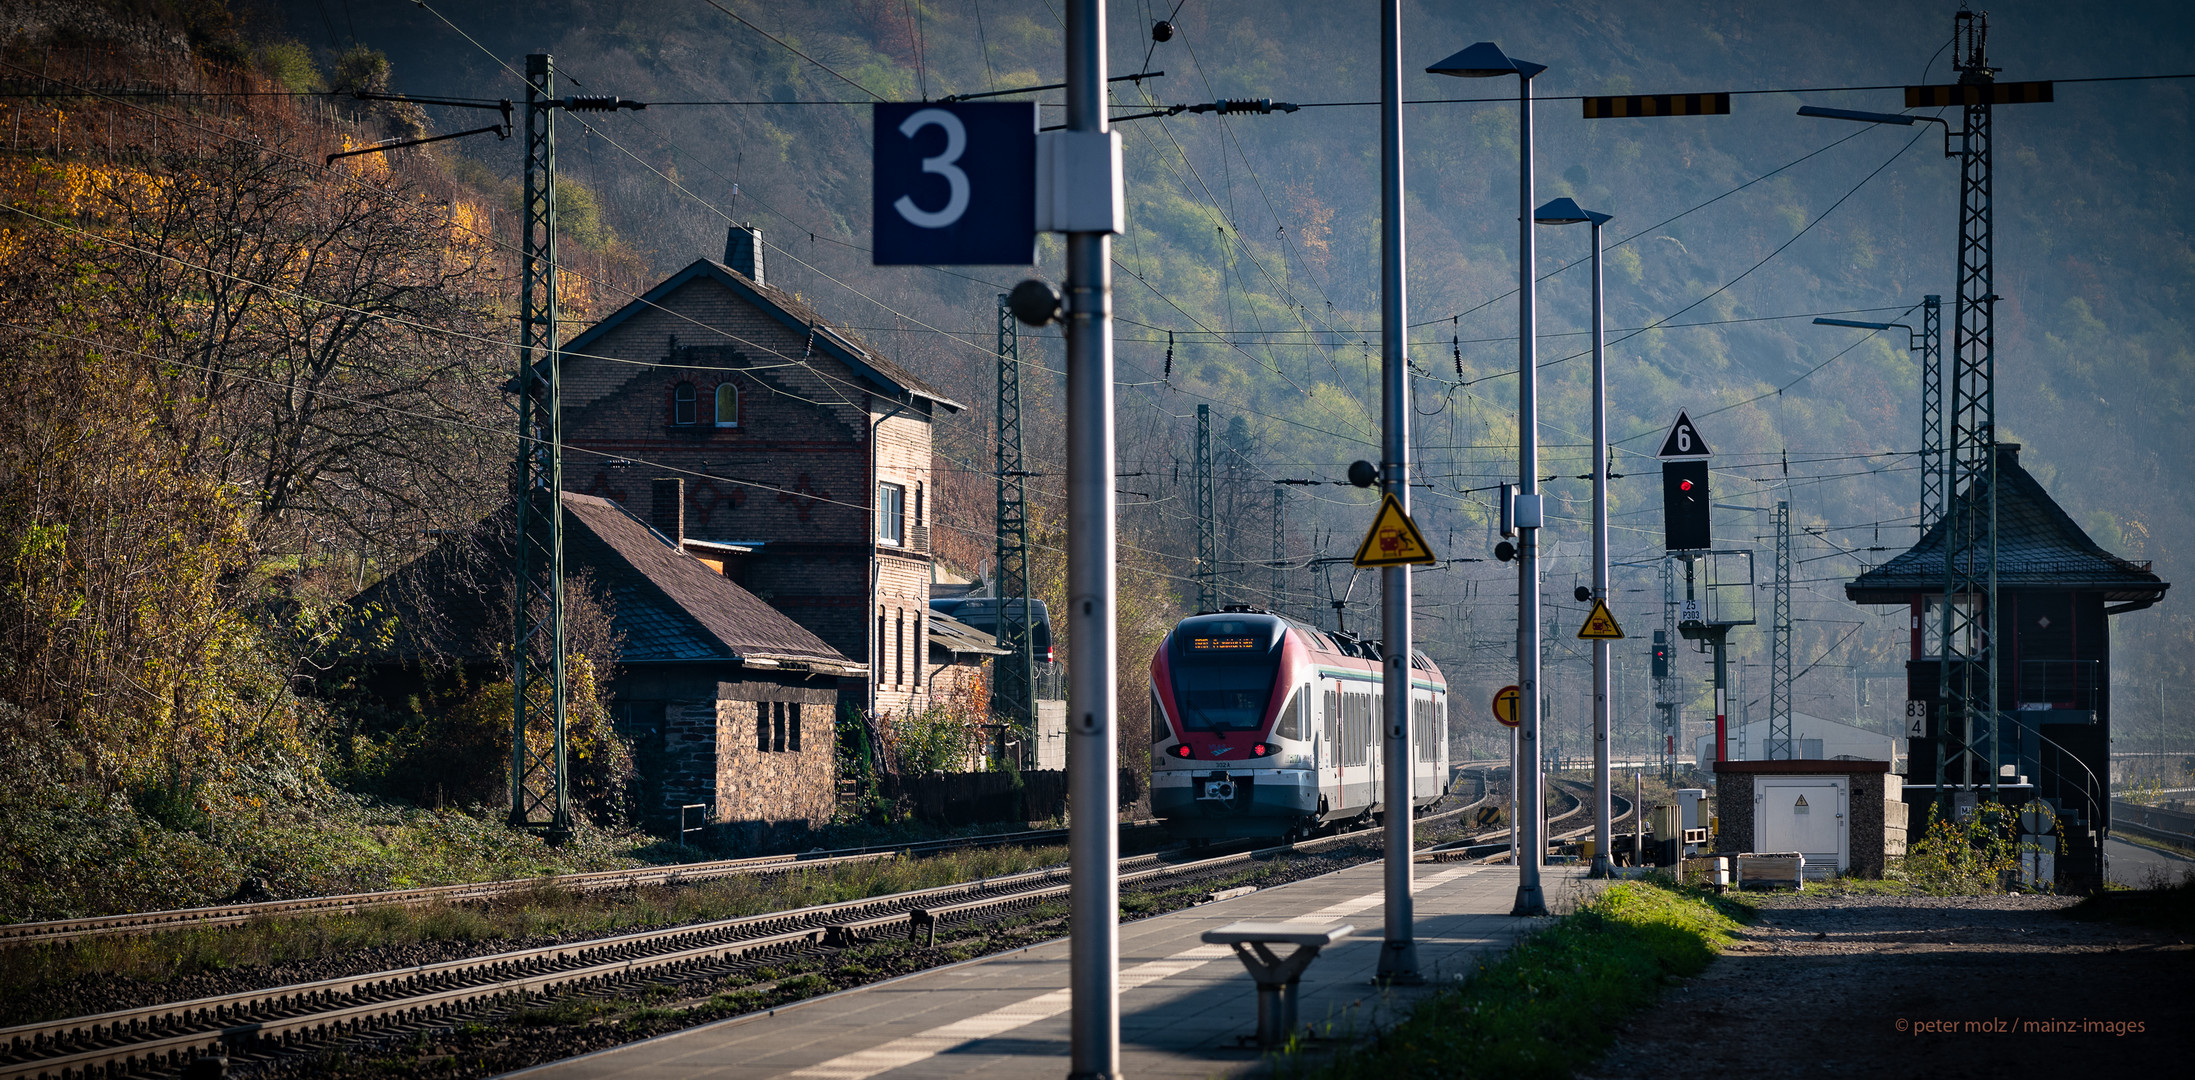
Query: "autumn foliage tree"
0 24 512 813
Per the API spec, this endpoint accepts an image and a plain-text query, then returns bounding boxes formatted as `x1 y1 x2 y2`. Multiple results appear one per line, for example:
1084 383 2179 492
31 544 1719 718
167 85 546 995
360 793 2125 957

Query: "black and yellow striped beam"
1904 81 2054 107
1582 92 1730 119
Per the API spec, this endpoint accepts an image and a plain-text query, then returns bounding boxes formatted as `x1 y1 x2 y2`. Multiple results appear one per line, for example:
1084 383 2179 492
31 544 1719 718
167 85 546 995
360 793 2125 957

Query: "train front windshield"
1168 621 1280 732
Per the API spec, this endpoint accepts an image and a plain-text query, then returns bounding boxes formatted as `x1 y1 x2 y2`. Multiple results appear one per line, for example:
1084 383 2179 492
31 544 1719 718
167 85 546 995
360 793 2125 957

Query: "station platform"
508 859 1598 1079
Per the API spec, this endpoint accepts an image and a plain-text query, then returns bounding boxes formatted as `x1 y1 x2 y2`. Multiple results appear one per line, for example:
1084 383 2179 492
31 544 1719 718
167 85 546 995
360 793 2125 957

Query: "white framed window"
714 383 739 427
877 482 905 545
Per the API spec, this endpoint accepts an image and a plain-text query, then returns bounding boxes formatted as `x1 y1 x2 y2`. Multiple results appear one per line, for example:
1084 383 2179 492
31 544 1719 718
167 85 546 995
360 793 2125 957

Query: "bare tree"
101 141 509 567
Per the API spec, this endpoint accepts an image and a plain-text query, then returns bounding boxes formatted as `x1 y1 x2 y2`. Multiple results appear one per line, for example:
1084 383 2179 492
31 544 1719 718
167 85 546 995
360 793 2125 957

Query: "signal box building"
1845 443 2167 891
557 226 967 730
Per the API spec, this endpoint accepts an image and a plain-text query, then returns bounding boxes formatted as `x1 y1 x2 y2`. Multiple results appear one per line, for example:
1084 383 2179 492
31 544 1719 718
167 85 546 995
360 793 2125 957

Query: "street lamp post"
1536 196 1614 879
1814 303 1943 529
1429 41 1550 917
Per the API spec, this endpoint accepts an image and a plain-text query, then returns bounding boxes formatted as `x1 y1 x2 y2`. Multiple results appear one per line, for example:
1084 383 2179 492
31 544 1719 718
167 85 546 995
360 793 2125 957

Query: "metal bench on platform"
1200 920 1355 1049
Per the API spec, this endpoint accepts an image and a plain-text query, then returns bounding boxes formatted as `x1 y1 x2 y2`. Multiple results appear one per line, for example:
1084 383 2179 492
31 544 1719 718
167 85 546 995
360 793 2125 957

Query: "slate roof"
564 493 862 672
928 612 1010 658
1846 444 2168 611
558 258 963 411
356 494 863 675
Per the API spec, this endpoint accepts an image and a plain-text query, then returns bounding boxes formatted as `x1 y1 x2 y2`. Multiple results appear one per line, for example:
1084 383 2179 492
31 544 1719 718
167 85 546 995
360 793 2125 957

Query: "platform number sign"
1905 700 1929 738
872 102 1037 266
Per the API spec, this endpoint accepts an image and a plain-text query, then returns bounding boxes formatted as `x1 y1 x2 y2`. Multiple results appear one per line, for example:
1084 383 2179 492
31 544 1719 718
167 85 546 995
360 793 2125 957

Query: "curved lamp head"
1427 42 1546 80
1797 105 1918 126
1534 197 1612 227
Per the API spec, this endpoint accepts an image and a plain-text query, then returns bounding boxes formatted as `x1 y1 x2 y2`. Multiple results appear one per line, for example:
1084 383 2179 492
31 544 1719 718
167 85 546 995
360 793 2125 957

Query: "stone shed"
1714 760 1905 879
356 492 866 842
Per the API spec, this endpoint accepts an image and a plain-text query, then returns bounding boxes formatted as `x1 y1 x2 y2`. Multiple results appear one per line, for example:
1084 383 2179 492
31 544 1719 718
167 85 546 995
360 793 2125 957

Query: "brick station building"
557 226 967 731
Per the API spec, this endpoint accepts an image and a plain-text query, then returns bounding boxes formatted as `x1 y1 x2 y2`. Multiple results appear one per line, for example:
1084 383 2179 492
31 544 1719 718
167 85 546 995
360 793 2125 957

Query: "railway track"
1421 777 1632 863
0 825 1128 949
1 795 1495 1080
5 767 1510 950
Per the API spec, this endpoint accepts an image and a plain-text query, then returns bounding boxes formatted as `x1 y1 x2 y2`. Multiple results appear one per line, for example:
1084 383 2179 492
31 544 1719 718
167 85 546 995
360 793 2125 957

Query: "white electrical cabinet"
1756 778 1848 878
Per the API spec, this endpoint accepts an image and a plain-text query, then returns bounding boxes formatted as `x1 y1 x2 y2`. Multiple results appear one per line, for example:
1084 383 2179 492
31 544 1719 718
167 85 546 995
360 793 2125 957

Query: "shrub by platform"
1298 881 1747 1080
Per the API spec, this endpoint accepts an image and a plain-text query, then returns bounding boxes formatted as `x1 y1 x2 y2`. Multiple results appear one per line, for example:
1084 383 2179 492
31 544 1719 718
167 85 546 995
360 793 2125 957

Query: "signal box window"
877 482 905 545
714 383 739 427
672 382 697 426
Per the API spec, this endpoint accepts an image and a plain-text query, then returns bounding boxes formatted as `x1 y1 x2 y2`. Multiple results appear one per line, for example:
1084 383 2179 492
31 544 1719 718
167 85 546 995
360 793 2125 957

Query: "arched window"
714 383 739 427
672 382 697 425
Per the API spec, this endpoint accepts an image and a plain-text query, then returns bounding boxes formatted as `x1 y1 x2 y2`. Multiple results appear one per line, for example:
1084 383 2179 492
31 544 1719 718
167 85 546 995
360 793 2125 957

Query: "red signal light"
1679 479 1694 491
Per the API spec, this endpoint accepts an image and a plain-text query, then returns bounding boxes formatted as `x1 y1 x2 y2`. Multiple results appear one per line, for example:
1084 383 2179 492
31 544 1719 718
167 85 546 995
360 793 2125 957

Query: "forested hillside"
0 0 658 919
282 0 2195 760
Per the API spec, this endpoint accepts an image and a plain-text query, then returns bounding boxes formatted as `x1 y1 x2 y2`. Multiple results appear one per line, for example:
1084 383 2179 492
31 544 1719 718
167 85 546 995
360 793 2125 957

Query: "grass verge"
1291 880 1748 1080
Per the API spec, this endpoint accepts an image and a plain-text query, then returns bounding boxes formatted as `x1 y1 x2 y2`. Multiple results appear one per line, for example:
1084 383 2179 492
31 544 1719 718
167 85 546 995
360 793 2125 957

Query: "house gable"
560 259 961 413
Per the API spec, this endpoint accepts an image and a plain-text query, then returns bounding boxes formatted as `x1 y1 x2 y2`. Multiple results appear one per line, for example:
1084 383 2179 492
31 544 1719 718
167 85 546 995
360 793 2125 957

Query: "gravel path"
1586 892 2191 1077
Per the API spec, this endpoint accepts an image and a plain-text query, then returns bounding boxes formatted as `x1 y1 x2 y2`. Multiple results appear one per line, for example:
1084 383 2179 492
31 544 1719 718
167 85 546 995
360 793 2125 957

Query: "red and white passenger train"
1149 609 1450 839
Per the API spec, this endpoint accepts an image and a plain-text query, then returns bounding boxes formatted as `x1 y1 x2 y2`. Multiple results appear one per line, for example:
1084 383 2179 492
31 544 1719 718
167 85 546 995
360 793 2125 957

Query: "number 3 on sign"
872 101 1034 266
892 109 970 229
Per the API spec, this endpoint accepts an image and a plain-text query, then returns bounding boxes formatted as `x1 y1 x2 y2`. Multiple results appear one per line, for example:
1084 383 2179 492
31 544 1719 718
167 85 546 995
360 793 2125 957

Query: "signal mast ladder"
1200 921 1355 1048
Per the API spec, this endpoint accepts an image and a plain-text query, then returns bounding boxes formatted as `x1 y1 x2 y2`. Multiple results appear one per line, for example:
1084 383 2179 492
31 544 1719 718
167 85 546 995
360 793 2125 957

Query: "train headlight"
1167 744 1195 759
1249 742 1276 757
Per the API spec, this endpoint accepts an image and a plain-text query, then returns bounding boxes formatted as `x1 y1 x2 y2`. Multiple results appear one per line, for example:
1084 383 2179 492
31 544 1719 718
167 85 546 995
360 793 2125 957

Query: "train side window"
1323 689 1340 754
1150 690 1170 742
1343 692 1368 767
1275 689 1302 740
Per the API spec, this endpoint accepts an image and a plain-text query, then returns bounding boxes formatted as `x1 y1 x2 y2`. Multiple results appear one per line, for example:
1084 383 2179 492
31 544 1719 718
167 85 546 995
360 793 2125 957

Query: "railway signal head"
1652 629 1670 677
1662 460 1711 551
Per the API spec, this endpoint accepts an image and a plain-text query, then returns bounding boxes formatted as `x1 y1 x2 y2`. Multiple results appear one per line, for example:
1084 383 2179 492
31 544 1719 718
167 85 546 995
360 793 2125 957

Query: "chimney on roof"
651 477 684 547
725 224 764 287
1995 442 2021 468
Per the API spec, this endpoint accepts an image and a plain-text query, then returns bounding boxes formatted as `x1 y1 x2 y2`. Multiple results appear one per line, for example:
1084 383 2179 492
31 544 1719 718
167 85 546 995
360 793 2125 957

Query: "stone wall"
614 664 838 838
714 687 838 840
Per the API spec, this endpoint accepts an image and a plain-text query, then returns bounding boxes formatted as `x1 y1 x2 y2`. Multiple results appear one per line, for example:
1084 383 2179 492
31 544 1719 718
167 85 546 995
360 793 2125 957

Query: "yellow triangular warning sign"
1576 599 1625 639
1352 493 1437 568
